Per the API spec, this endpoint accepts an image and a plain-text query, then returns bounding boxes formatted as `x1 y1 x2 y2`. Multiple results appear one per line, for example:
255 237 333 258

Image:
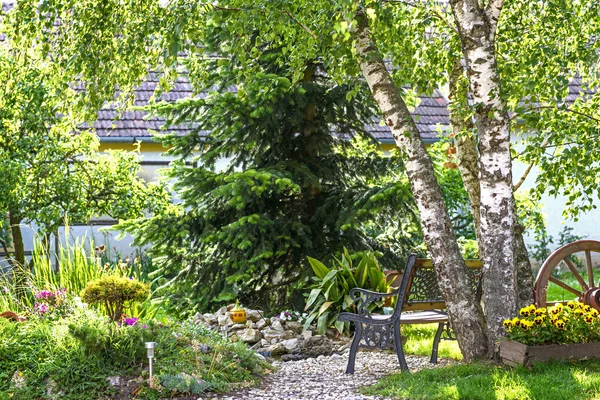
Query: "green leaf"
317 311 330 335
305 288 322 310
308 257 330 279
318 301 334 316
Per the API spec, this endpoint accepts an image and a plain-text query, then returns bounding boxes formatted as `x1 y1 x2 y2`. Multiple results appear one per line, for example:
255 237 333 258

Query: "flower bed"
500 301 600 367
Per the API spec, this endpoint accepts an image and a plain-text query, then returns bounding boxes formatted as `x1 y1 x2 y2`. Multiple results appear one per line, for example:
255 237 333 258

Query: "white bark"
353 8 488 361
449 0 518 353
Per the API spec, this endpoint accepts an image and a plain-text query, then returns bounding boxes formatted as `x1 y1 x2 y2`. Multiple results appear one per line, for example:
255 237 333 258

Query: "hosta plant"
504 301 600 345
304 249 391 335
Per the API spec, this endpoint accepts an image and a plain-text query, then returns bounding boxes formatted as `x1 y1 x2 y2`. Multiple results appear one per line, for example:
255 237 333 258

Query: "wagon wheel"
534 240 600 310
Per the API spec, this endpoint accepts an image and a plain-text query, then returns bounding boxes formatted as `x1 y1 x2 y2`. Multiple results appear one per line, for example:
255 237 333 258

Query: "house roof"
94 74 451 143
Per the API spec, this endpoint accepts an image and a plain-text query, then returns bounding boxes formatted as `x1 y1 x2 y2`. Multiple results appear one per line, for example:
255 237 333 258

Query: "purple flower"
142 324 147 329
34 290 54 299
57 288 67 296
124 317 139 326
34 303 49 314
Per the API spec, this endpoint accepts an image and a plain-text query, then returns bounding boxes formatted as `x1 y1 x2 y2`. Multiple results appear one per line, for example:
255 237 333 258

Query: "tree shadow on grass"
361 359 600 400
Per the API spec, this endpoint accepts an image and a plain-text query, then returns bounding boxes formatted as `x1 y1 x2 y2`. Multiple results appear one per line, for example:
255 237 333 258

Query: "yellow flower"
534 316 544 325
567 300 578 310
591 309 599 318
583 305 592 313
550 304 563 315
556 319 566 329
534 307 547 316
575 309 585 316
503 319 513 328
520 305 536 317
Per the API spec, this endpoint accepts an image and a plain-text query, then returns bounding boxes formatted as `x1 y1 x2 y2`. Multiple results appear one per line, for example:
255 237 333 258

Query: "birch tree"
7 0 600 358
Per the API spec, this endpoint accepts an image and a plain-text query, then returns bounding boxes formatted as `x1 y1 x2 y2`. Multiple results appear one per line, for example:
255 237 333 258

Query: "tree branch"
383 0 459 35
513 134 552 191
283 10 317 39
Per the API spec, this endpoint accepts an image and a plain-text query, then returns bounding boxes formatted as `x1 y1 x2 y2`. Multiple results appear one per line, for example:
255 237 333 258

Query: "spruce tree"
120 50 420 311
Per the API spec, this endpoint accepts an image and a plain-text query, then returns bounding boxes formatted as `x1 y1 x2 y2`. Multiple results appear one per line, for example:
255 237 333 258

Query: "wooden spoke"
548 276 583 297
586 250 594 288
534 241 600 307
564 257 588 291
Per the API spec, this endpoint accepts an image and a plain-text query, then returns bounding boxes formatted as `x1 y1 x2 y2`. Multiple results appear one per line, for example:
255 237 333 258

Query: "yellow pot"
230 309 246 323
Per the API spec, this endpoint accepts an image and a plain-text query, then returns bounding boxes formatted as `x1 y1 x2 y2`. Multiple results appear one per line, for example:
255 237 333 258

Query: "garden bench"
338 255 482 374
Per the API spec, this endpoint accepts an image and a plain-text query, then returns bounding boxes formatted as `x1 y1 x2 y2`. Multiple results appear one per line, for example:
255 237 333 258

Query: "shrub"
0 307 267 399
304 249 391 335
80 276 150 321
504 301 600 345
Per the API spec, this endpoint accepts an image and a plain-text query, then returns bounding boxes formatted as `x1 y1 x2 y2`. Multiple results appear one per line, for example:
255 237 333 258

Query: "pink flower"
2 286 9 294
124 317 139 326
34 303 49 314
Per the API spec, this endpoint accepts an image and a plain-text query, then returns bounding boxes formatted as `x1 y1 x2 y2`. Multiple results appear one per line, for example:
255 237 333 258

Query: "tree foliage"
0 52 171 269
118 45 422 310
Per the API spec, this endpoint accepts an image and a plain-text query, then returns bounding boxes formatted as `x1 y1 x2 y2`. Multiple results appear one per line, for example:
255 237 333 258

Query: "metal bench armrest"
349 287 398 316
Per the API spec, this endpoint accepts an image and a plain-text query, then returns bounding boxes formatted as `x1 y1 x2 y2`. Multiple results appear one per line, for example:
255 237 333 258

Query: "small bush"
80 276 150 321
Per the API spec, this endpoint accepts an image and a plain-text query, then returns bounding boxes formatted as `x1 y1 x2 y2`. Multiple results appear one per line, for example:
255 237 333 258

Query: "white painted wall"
512 132 600 248
5 138 599 267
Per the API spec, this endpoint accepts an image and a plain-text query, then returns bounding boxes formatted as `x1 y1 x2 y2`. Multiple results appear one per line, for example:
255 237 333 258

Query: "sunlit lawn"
402 323 463 360
390 282 600 400
363 360 600 400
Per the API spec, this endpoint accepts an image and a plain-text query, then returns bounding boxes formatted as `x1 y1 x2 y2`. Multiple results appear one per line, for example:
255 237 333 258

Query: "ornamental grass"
504 301 600 346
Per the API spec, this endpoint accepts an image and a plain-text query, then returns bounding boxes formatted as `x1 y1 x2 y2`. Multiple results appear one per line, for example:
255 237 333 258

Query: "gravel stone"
202 351 455 400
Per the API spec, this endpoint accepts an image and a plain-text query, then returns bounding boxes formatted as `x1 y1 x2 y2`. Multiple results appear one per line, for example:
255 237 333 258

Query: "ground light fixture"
145 342 155 381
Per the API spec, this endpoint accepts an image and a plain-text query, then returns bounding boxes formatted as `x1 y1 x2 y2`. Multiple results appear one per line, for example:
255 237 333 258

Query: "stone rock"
193 312 205 323
280 330 294 340
239 328 262 344
197 343 212 354
203 313 217 324
231 323 246 331
255 352 267 362
217 306 228 316
285 320 304 333
271 319 284 332
301 329 313 341
299 335 334 358
246 309 262 322
217 314 233 326
267 342 288 356
106 376 120 386
263 327 284 342
281 338 299 352
280 353 304 362
255 319 267 330
260 339 269 347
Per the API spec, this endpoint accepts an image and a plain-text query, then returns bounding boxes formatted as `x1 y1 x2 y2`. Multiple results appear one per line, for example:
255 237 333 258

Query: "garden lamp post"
145 342 155 381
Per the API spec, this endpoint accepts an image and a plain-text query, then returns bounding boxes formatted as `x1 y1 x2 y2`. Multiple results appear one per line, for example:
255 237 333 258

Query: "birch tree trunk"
353 8 488 361
448 60 481 248
449 59 533 311
449 0 518 352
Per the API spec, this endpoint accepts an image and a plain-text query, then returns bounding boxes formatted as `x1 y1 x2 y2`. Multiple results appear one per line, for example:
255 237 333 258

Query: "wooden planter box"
500 339 600 367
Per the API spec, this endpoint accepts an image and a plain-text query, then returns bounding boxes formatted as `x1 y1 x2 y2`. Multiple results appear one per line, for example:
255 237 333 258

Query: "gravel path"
205 352 456 400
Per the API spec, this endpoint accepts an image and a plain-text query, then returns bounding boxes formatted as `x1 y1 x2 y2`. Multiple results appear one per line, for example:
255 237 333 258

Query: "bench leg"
345 324 362 374
430 322 445 364
393 324 409 372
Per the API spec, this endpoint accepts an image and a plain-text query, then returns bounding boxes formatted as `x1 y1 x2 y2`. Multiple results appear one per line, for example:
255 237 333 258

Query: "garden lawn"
362 360 600 400
402 323 463 360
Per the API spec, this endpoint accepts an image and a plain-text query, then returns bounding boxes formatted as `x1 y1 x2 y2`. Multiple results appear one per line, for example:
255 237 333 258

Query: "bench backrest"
388 259 482 312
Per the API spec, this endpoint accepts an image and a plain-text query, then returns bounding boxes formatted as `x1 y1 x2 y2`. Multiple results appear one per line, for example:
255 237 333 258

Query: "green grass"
362 360 600 400
402 323 463 360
